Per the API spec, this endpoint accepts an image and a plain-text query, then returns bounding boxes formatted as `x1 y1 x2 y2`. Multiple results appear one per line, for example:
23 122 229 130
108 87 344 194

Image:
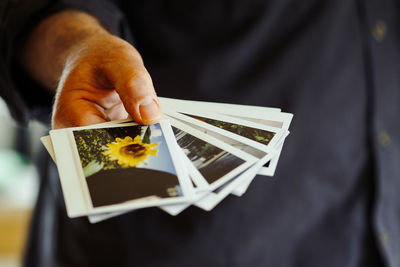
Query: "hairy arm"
21 10 161 128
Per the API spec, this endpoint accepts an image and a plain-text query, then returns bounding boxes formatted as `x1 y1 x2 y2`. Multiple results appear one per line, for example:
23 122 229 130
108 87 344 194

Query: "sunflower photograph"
72 124 181 208
102 135 158 168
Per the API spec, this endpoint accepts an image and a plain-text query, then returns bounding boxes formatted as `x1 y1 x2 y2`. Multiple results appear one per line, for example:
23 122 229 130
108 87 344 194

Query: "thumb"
102 44 162 125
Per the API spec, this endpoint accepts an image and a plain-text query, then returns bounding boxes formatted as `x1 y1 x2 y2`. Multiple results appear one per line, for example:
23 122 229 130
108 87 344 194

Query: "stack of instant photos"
41 97 293 223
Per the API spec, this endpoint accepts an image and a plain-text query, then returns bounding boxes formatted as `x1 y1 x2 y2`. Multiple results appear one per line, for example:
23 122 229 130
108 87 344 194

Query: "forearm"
21 10 109 90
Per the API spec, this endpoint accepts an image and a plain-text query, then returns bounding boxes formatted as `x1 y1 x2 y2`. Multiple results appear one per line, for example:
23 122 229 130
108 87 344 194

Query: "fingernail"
138 96 162 124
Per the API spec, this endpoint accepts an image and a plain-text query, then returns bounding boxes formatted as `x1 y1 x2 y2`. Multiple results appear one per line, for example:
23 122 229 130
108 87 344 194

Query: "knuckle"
126 70 153 92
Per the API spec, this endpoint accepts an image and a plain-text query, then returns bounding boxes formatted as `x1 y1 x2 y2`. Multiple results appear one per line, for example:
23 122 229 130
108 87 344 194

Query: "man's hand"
22 10 161 129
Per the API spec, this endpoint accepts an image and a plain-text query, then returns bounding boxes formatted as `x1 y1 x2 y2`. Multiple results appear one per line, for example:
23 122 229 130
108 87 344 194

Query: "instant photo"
158 97 292 133
172 126 245 184
72 124 181 207
158 97 281 115
49 120 194 217
163 108 284 150
182 114 275 146
167 115 268 159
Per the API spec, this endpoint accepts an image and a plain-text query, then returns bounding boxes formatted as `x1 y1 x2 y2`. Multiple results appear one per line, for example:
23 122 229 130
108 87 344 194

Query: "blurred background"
0 96 45 267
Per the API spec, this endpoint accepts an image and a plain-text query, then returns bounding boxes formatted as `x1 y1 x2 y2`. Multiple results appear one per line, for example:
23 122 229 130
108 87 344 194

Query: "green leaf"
254 136 265 141
142 126 151 144
83 160 104 177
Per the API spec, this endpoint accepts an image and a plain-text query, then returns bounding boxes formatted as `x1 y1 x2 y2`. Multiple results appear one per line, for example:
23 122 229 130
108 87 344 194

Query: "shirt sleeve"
0 0 132 124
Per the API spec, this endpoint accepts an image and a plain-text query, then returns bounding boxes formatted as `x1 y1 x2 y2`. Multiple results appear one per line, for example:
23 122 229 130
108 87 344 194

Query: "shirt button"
379 131 391 148
372 21 386 42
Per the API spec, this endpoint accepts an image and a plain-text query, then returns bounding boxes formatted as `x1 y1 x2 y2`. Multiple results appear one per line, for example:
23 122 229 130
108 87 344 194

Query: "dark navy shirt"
1 0 399 266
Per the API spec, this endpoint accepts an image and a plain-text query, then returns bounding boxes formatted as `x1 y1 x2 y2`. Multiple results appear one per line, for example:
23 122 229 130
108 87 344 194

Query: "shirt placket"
363 0 400 266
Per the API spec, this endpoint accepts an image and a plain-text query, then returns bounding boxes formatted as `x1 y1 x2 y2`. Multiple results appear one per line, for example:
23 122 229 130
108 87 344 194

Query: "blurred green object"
0 149 38 209
0 149 29 188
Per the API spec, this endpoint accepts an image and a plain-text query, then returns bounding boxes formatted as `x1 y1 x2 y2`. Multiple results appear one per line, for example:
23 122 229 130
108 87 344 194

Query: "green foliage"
186 114 275 145
254 136 266 141
73 126 143 170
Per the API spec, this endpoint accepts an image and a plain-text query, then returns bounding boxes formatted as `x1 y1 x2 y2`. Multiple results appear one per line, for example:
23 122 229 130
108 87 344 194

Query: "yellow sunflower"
102 136 158 167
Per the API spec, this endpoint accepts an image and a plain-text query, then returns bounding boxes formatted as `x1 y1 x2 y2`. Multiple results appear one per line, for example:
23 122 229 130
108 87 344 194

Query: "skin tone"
21 10 162 129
